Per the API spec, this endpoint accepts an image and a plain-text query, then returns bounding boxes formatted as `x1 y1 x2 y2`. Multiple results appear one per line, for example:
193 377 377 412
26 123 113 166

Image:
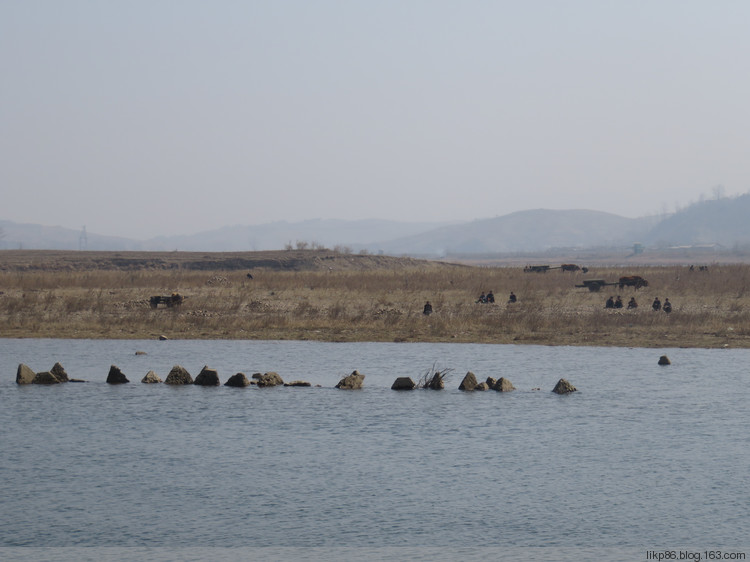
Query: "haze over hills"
2 194 750 255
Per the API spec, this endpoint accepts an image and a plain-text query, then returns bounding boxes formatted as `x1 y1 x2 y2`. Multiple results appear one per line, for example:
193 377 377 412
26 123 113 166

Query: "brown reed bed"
1 252 749 348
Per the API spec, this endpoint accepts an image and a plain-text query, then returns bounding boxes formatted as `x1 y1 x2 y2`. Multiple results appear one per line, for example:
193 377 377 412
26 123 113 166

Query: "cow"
618 275 649 290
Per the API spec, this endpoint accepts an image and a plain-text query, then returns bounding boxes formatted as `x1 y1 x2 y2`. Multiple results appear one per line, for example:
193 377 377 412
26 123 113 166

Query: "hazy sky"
2 1 749 239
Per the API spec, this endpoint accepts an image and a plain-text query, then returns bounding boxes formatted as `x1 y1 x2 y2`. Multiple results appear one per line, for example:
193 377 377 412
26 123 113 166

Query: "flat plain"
1 249 748 348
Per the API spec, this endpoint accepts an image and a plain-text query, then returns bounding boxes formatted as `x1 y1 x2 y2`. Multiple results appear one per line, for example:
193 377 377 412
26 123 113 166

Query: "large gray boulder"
391 377 416 390
225 373 251 387
552 378 577 394
164 365 193 385
493 377 516 392
194 366 220 386
141 371 162 384
255 372 284 387
16 363 35 385
106 365 129 384
32 371 63 385
336 370 365 389
458 371 478 391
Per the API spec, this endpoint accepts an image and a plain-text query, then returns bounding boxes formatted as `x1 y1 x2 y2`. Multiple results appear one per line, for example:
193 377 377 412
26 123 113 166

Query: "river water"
1 339 748 561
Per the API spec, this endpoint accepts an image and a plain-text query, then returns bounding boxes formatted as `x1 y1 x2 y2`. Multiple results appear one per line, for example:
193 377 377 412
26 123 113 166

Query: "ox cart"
149 293 185 308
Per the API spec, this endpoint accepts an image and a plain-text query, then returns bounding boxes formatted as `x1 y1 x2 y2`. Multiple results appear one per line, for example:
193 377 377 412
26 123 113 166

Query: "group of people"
476 291 495 304
423 291 518 315
605 295 672 313
605 296 638 309
477 291 517 304
651 297 672 313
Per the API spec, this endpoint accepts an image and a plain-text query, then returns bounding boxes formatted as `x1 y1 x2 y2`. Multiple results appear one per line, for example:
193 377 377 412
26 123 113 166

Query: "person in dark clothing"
423 301 433 315
486 291 495 303
627 297 638 309
508 292 517 303
652 297 661 311
605 296 615 309
663 298 672 313
614 296 623 308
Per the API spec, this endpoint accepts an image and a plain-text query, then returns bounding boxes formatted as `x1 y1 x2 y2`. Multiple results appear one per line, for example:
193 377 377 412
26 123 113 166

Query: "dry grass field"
1 249 749 348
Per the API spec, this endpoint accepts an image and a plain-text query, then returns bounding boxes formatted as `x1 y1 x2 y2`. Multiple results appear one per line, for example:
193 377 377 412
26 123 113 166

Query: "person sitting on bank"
652 297 661 311
627 297 638 309
614 296 623 308
508 292 517 303
663 298 672 313
605 296 615 308
423 301 433 315
486 290 495 303
476 292 487 303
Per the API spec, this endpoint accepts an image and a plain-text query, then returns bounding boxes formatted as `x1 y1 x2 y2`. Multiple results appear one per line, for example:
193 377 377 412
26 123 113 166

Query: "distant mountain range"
3 194 750 255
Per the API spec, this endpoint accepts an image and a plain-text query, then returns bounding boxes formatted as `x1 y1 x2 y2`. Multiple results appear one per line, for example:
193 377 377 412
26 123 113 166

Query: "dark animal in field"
149 293 185 308
619 276 648 290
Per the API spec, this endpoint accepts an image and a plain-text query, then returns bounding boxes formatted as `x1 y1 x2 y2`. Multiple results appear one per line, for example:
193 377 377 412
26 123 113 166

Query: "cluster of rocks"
15 362 358 389
15 362 85 385
14 362 577 393
391 372 577 394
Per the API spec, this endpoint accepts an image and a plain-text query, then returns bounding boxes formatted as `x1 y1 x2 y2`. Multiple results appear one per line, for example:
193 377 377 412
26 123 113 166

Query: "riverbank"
1 250 748 348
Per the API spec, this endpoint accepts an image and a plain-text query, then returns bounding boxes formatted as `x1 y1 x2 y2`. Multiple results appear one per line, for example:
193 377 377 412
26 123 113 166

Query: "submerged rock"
225 373 251 387
658 355 671 365
458 371 478 391
194 366 220 386
164 365 193 385
16 363 35 385
336 370 365 389
391 377 416 390
552 378 577 394
256 372 284 387
32 371 63 385
141 371 162 384
50 362 69 383
106 365 129 384
493 377 516 392
284 380 312 387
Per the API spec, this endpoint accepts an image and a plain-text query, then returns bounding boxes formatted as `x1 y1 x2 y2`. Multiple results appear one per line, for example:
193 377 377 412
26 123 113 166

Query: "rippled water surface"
1 339 749 560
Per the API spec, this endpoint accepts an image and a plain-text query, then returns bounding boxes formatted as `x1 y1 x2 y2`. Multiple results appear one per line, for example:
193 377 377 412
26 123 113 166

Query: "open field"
1 250 750 348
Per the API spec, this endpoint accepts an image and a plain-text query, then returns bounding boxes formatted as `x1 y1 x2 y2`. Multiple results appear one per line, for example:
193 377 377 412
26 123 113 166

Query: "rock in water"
194 366 220 386
552 378 577 394
141 371 162 384
165 365 193 385
50 362 69 382
32 371 63 384
391 377 416 390
256 372 284 387
16 363 35 385
225 373 250 387
336 370 365 389
458 371 478 391
106 365 129 384
493 377 516 392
